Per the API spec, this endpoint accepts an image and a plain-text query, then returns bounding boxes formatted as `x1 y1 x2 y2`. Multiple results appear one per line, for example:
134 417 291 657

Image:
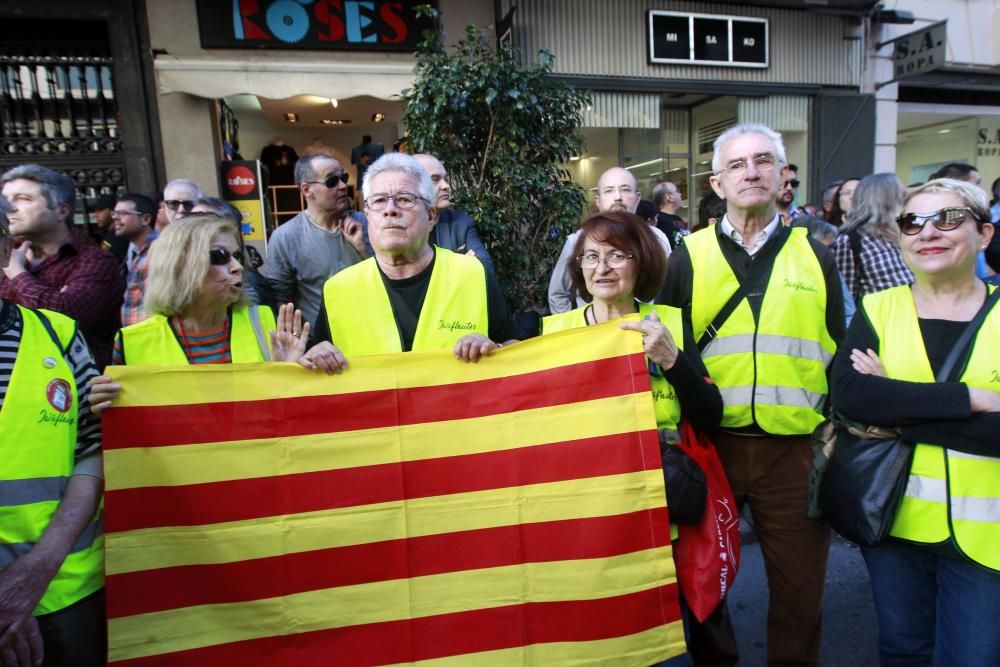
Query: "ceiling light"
372 112 385 123
938 129 952 134
569 155 581 161
284 113 299 123
321 119 350 125
330 98 338 108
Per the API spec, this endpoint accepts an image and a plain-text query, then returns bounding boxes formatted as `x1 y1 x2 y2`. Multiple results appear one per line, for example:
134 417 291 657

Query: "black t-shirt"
312 252 522 350
654 212 689 250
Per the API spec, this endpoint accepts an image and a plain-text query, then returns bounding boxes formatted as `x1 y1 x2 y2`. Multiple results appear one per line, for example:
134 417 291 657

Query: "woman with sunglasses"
831 178 1000 665
88 216 307 413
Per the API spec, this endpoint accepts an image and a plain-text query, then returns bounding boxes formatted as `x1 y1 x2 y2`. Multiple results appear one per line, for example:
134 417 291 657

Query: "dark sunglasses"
895 207 981 235
309 173 350 189
165 199 196 212
209 248 244 266
783 179 800 189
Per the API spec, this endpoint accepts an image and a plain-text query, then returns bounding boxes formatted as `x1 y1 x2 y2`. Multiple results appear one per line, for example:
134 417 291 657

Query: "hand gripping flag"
101 319 684 665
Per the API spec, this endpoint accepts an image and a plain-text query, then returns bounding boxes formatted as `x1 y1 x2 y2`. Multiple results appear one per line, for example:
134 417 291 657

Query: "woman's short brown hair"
567 211 668 303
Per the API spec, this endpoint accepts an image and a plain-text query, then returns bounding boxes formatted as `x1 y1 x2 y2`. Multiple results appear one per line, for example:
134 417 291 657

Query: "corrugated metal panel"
662 108 687 143
583 91 660 128
739 95 811 131
511 0 860 87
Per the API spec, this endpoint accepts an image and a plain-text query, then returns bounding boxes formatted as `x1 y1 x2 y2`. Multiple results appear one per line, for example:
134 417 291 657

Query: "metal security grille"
0 47 126 217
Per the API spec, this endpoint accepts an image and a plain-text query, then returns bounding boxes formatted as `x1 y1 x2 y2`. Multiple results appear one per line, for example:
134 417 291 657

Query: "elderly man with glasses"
658 124 845 667
161 178 206 226
299 153 521 372
260 152 368 331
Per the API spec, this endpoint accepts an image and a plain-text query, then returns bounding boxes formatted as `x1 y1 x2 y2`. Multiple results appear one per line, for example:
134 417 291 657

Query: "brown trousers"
688 433 831 667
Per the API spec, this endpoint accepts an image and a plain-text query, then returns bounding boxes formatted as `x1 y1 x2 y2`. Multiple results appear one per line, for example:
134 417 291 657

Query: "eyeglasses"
716 154 780 177
308 173 350 189
599 185 634 197
577 251 634 269
111 209 139 218
165 200 196 212
783 179 801 189
208 248 244 266
364 192 428 211
896 207 981 236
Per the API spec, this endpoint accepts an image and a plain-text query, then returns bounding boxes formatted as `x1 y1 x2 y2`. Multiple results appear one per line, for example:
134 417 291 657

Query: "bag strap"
28 308 74 357
698 227 792 351
848 230 865 302
247 305 272 361
935 285 1000 382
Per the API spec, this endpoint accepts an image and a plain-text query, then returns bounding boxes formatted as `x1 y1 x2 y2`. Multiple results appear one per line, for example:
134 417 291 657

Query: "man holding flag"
301 152 522 370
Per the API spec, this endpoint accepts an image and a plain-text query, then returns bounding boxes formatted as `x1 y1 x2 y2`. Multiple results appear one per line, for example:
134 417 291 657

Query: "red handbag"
673 421 741 622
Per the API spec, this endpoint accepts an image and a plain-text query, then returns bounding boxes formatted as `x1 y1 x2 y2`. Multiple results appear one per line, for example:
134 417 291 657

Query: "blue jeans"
861 541 1000 667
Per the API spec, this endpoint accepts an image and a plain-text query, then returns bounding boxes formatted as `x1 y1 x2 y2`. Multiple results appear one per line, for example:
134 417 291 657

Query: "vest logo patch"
439 320 476 332
783 278 817 294
991 370 1000 384
652 388 676 402
45 379 72 413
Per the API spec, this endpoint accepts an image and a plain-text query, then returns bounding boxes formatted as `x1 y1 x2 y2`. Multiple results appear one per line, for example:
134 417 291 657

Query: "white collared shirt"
720 213 782 256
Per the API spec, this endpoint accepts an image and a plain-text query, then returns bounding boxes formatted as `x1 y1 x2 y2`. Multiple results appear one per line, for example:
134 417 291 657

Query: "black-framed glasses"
577 251 634 269
165 199 196 212
209 248 244 266
896 207 981 235
364 192 428 211
308 173 350 189
783 179 801 189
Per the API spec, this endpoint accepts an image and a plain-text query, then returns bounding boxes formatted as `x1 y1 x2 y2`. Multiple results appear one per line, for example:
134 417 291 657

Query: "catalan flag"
101 319 684 665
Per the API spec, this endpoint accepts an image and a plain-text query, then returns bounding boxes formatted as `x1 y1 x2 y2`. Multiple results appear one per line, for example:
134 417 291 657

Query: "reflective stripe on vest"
686 227 835 435
119 305 275 365
323 247 489 356
542 303 685 432
0 307 104 614
864 284 1000 571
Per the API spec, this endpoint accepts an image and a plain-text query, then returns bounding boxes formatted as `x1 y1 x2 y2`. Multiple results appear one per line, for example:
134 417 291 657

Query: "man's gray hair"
711 123 788 174
164 178 206 198
362 153 436 207
1 164 76 210
194 196 243 223
905 178 991 225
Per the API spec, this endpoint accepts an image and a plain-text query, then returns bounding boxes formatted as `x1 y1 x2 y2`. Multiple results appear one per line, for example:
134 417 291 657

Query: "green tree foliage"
401 13 589 313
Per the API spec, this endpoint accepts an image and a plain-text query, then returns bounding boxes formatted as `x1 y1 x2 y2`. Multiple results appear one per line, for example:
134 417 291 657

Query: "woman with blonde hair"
89 216 306 412
831 178 1000 664
834 172 914 301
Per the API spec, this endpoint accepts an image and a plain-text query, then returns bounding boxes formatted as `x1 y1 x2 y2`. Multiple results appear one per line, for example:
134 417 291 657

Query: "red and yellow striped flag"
102 319 684 665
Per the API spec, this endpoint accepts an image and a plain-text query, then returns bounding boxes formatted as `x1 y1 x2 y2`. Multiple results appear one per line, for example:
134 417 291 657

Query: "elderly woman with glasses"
89 216 306 413
831 178 1000 665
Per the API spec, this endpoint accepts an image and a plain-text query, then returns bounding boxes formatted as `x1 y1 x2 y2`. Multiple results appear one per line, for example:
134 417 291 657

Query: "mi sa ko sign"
647 11 768 67
196 0 437 51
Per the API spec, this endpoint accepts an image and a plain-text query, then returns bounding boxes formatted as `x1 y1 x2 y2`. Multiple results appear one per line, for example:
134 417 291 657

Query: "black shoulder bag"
818 286 1000 546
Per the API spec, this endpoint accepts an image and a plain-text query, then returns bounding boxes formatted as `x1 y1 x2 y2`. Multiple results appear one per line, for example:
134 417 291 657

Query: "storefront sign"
647 11 768 68
219 161 268 264
197 0 437 51
884 21 946 82
977 119 1000 184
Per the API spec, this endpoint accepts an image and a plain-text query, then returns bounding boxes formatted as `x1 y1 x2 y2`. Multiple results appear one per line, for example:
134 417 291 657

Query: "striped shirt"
113 317 233 365
0 300 102 476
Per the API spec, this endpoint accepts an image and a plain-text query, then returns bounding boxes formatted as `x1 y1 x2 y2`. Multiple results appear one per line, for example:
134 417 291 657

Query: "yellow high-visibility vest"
323 247 489 355
543 303 685 437
865 284 1000 572
686 227 835 435
0 307 104 614
118 305 275 365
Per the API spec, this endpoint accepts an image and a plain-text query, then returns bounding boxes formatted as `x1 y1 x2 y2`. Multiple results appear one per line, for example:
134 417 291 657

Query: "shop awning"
153 55 415 101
